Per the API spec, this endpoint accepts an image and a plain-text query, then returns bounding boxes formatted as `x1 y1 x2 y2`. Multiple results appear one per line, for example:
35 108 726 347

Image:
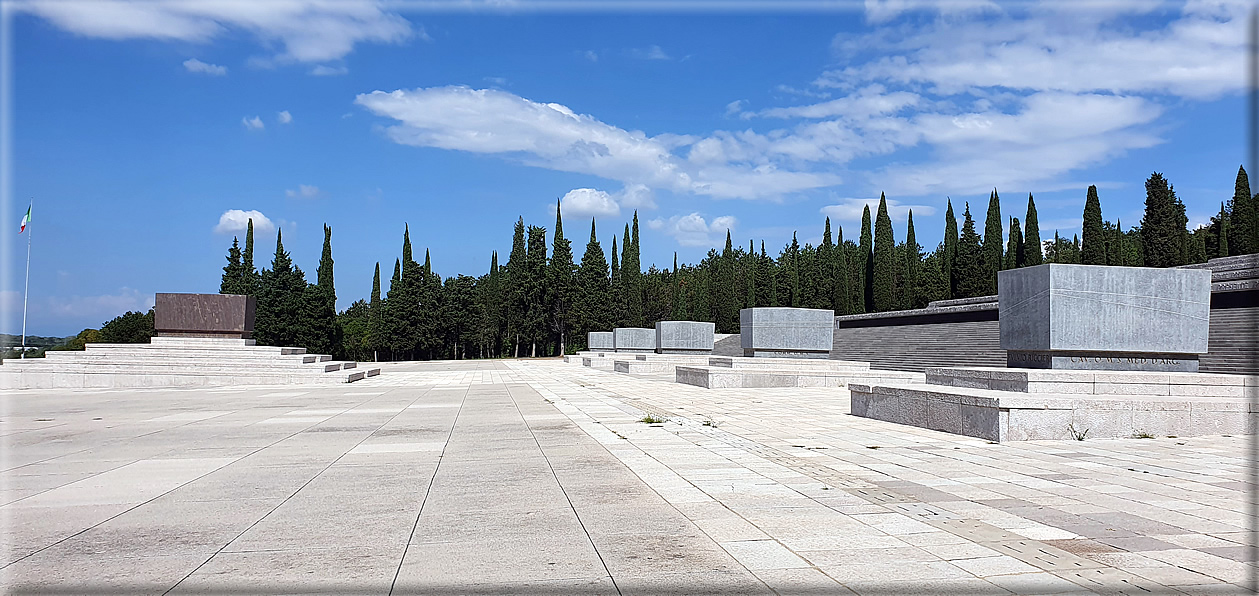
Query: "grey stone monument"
999 264 1210 371
740 307 834 358
655 321 715 354
587 331 614 351
612 328 655 352
154 293 255 339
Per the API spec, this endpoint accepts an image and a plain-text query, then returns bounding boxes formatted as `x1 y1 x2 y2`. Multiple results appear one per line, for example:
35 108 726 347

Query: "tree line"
219 167 1258 361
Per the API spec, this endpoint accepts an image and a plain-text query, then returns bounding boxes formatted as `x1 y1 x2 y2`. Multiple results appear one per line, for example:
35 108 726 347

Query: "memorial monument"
999 264 1210 372
587 331 614 351
612 328 655 353
155 293 255 339
655 321 714 354
740 307 834 358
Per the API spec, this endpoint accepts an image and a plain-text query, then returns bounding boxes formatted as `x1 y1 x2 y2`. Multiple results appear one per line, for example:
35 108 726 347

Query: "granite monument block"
739 307 834 358
999 264 1210 371
655 321 715 354
587 331 614 351
154 293 255 339
612 328 655 352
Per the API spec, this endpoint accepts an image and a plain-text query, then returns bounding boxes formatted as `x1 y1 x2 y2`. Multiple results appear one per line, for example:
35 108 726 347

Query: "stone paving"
1 359 1254 594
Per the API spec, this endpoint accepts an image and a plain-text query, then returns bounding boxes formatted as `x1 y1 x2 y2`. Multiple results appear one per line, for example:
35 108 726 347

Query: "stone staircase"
832 320 1005 372
0 336 380 389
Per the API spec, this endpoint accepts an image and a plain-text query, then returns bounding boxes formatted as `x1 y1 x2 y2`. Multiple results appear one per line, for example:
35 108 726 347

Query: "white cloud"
483 76 508 86
285 184 320 198
14 0 414 63
628 44 670 60
616 184 656 210
354 86 839 200
214 209 275 234
560 188 620 219
820 196 936 226
242 115 264 130
45 287 155 320
182 57 226 75
310 64 348 76
584 50 598 62
277 110 292 124
647 213 736 247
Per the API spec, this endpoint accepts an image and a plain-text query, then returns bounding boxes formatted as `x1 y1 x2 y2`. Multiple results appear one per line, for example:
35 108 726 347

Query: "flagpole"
20 199 31 358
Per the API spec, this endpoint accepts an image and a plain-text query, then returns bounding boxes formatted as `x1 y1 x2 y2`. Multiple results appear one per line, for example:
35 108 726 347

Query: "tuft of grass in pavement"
1068 423 1089 441
639 414 666 424
1131 430 1156 439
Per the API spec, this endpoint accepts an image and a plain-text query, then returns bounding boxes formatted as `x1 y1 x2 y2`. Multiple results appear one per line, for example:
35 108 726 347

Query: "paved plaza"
1 359 1254 594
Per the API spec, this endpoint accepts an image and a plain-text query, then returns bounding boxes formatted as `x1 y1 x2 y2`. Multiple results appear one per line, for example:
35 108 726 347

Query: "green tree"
1228 165 1254 255
1024 194 1043 266
548 201 576 354
953 203 987 298
220 237 246 294
943 199 958 296
297 224 341 357
1080 185 1107 265
505 217 528 356
368 262 383 361
756 241 773 309
859 204 873 313
904 211 921 308
253 229 307 348
1005 217 1024 270
242 218 259 294
609 234 622 327
832 226 850 314
915 247 950 306
525 225 548 356
872 193 896 311
100 309 155 343
716 230 738 333
1141 172 1188 267
982 189 1003 293
626 212 643 327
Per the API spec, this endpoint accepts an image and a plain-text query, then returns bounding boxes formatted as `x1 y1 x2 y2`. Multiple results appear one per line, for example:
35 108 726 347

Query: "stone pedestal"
999 265 1210 371
739 307 834 358
155 293 255 339
655 321 714 354
587 332 614 351
612 328 654 353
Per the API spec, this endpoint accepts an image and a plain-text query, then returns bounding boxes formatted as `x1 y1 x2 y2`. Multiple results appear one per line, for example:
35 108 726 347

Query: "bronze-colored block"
154 293 255 339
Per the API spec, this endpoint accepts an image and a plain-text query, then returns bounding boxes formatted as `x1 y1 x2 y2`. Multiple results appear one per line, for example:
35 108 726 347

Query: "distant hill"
0 334 71 349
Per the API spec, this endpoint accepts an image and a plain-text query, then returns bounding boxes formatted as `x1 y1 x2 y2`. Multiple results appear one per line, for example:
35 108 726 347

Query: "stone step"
676 365 924 389
1 361 355 374
0 368 378 389
709 356 871 370
925 366 1257 398
149 336 258 346
41 350 333 363
83 343 308 355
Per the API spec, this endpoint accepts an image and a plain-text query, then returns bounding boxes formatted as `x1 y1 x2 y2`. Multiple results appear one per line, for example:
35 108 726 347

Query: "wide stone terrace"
1 359 1252 594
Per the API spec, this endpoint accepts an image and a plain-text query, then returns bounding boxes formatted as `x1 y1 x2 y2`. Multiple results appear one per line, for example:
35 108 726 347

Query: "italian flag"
19 206 30 233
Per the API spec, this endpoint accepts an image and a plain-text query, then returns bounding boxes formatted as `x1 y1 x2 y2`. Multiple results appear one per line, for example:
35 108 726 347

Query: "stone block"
1025 381 1092 394
1005 408 1073 441
739 307 834 358
1093 382 1171 396
155 293 256 339
1071 408 1134 439
587 332 614 351
850 391 869 417
654 321 715 354
960 404 1000 441
998 264 1210 370
926 398 963 434
1132 408 1192 438
1169 384 1245 398
612 328 654 352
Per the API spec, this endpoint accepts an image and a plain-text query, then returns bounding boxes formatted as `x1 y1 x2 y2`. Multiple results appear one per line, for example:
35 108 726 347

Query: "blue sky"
1 0 1251 337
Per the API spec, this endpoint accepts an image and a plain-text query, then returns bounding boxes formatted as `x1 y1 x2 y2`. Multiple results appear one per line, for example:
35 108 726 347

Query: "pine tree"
953 203 987 298
872 193 896 312
859 204 873 313
671 252 688 319
745 240 756 309
548 200 576 355
1217 204 1231 258
982 189 1003 293
1080 185 1107 265
525 225 548 356
297 224 341 357
820 218 835 311
717 230 738 332
1005 217 1024 270
253 229 307 348
1141 172 1187 267
368 262 383 361
833 226 850 314
220 237 245 294
627 212 643 327
756 241 772 309
943 199 958 297
1229 165 1254 255
904 211 921 308
609 234 621 327
1024 194 1043 266
392 259 400 284
788 233 801 308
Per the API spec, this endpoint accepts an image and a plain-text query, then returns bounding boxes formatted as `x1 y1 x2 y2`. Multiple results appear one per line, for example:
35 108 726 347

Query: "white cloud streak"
277 110 293 124
285 184 320 198
182 57 226 75
647 213 737 247
14 0 413 63
214 209 275 234
242 115 264 130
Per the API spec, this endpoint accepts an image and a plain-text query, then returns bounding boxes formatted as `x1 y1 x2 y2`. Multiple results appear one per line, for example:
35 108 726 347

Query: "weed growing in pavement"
1068 423 1090 441
639 414 666 424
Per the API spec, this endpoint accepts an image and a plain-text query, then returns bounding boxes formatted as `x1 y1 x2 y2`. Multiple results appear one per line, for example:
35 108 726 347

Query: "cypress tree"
982 189 1003 292
788 233 801 308
609 234 622 327
833 226 850 315
1002 215 1022 269
627 212 643 327
1141 172 1186 267
745 240 756 309
1218 205 1231 258
1081 185 1107 265
904 211 920 308
943 199 958 297
756 241 772 309
506 217 528 356
872 193 896 311
859 204 873 313
368 262 383 360
220 237 245 294
548 200 576 355
671 252 688 319
1024 194 1043 266
402 224 414 274
298 224 340 356
525 225 548 356
716 230 738 332
1229 165 1254 255
243 219 258 294
952 203 987 298
392 259 401 285
577 219 611 343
